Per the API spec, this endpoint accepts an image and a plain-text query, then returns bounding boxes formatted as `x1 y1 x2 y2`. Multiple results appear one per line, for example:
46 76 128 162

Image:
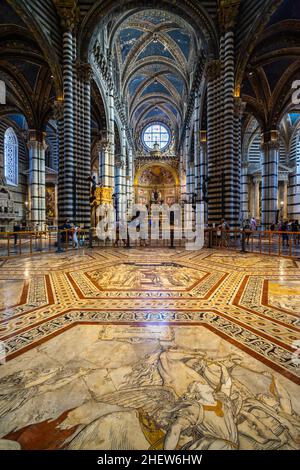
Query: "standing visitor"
243 219 251 245
72 224 79 249
250 217 257 231
13 222 20 245
281 221 289 247
218 219 230 248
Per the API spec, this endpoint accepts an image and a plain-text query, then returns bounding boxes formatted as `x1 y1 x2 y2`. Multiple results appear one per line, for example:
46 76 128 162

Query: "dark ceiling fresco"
113 9 199 147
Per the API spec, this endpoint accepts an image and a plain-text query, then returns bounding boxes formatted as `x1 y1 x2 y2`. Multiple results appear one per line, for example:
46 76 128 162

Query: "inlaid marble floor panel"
0 248 299 450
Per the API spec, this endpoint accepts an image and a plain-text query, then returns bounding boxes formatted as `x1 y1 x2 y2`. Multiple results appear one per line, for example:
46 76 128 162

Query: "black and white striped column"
126 147 134 211
119 128 128 217
185 127 194 202
193 93 200 202
206 59 221 225
108 59 115 193
223 30 240 228
54 3 82 226
206 1 241 227
198 131 207 221
53 100 64 226
98 138 111 188
75 62 93 227
261 131 279 228
240 163 249 221
62 27 75 222
235 97 246 223
27 130 47 230
115 158 126 219
288 133 300 220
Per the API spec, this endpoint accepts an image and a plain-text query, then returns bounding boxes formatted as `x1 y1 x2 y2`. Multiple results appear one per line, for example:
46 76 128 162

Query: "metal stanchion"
56 230 64 253
126 226 131 249
169 225 175 249
37 232 42 252
89 229 93 249
240 229 246 253
208 230 213 248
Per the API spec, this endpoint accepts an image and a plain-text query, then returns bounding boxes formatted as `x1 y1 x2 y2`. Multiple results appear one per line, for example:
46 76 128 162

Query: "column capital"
97 140 110 152
205 59 221 81
52 99 64 120
53 0 79 31
279 171 289 182
27 130 46 144
27 130 47 152
218 0 240 32
115 157 125 169
261 130 280 150
234 97 246 118
96 130 110 152
76 61 94 82
253 175 262 185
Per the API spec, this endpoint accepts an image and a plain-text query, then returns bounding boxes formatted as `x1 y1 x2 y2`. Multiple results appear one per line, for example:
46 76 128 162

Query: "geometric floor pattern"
0 248 300 449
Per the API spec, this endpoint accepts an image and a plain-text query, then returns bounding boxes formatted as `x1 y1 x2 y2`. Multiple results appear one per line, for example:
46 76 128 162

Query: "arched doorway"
134 163 179 205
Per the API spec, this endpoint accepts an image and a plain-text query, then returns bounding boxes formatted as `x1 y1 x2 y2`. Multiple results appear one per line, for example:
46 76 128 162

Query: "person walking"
243 219 251 245
62 218 72 246
72 224 79 249
218 219 230 248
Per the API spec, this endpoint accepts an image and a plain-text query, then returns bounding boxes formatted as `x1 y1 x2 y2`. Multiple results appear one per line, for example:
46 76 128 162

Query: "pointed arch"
4 127 18 186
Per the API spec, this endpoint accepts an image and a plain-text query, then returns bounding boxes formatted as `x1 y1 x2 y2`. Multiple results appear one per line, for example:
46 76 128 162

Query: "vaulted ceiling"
111 10 201 149
241 0 300 130
0 0 56 130
0 0 107 137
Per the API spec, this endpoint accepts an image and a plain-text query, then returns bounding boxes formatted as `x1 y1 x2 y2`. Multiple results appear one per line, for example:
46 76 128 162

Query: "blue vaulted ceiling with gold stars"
112 10 200 153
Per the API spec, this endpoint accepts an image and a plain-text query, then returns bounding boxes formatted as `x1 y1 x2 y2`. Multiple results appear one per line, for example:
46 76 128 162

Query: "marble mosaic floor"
0 248 300 450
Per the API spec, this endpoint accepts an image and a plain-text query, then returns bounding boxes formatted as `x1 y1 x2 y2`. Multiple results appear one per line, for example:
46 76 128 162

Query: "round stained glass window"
142 122 171 151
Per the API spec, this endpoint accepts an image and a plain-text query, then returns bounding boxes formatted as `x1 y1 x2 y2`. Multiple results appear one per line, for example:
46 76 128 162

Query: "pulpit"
91 186 113 227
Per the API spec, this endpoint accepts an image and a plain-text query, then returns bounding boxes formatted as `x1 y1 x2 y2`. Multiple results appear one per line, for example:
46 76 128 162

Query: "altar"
134 163 179 206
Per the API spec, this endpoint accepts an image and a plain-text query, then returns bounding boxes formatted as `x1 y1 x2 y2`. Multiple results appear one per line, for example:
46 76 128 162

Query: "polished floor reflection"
0 248 300 450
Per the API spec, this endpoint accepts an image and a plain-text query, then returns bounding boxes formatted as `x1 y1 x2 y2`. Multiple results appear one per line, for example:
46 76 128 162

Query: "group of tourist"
214 217 257 247
270 220 300 246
